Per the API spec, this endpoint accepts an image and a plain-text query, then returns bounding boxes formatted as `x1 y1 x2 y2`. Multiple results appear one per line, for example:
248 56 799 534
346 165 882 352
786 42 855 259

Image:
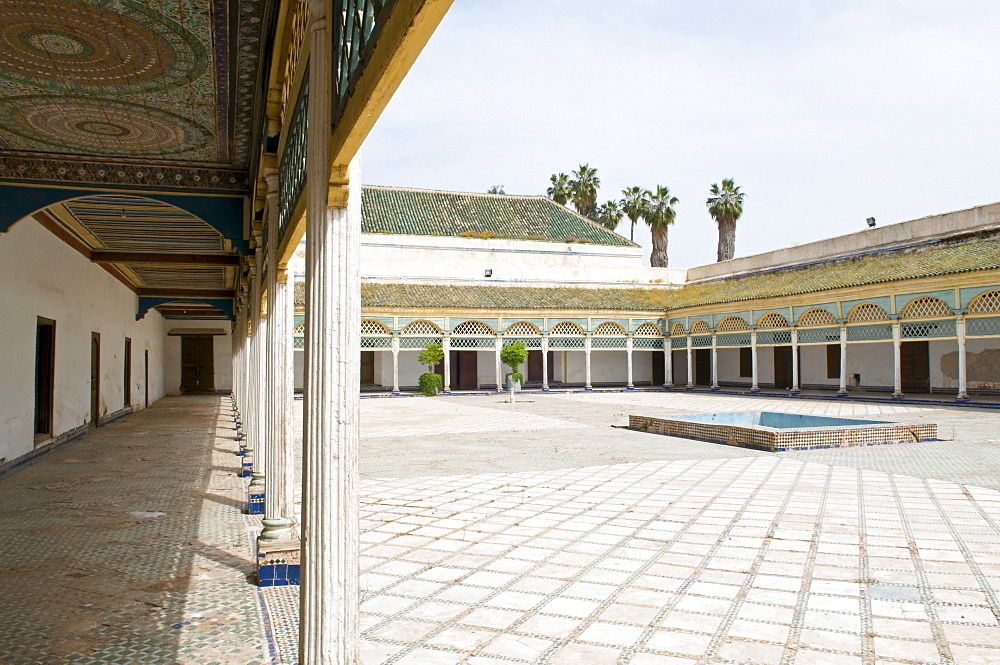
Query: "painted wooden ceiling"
0 0 267 169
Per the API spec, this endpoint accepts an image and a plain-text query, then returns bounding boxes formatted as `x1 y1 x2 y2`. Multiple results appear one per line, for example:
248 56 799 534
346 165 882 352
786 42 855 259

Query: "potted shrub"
500 340 527 400
417 342 444 396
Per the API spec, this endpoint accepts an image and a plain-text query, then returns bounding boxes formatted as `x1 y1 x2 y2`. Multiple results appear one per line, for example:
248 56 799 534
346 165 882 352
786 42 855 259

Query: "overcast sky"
362 1 1000 268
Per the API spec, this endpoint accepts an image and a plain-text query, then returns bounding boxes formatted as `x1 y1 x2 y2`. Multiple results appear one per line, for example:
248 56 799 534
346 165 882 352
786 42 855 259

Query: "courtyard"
3 391 1000 664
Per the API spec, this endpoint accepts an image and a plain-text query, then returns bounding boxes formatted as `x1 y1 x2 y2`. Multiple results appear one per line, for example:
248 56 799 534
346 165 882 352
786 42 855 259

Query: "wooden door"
901 340 930 393
672 350 685 385
695 348 712 385
651 351 665 386
527 350 542 382
91 332 101 426
773 346 793 389
181 335 215 394
360 351 375 385
458 350 478 389
34 319 55 438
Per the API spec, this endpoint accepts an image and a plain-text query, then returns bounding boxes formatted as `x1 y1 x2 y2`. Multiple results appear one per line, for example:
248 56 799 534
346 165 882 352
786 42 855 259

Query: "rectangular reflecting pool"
629 411 937 452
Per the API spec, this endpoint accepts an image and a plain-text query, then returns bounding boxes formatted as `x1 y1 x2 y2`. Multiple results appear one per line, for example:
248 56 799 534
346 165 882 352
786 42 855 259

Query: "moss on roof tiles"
362 283 672 311
362 186 637 247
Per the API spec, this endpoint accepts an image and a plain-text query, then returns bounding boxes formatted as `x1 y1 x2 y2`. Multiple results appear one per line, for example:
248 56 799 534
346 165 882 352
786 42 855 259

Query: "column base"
444 389 451 394
247 487 265 515
836 390 849 397
749 387 761 394
241 451 253 478
790 388 801 396
685 385 694 391
957 394 970 402
710 385 720 392
892 392 905 400
257 537 301 587
627 385 635 390
542 386 549 392
585 385 593 391
663 385 672 391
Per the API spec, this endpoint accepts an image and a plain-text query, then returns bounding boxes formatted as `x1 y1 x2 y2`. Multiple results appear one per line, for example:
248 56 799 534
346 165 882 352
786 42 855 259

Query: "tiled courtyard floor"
4 392 1000 664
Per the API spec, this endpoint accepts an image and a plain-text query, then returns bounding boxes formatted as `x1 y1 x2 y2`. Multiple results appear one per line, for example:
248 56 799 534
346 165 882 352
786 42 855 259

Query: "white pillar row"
245 264 262 476
790 327 800 394
251 265 268 492
956 315 969 401
494 337 503 392
626 337 634 389
664 338 672 389
391 336 400 394
892 318 903 398
838 322 849 395
299 2 361 658
442 335 451 393
685 338 693 389
750 328 759 393
710 332 719 390
585 335 593 390
260 169 294 542
541 337 549 391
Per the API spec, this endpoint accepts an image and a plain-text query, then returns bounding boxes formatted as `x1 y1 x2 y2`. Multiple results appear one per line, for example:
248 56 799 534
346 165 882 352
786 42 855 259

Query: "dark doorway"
527 350 542 383
180 335 215 394
773 346 793 389
144 350 150 408
448 350 479 390
91 332 101 427
34 318 56 441
672 350 685 385
695 348 712 385
651 350 665 385
901 340 930 393
124 338 132 406
361 351 375 385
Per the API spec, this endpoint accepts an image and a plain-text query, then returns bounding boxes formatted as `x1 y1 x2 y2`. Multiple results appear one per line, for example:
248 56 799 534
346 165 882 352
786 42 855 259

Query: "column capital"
264 167 279 194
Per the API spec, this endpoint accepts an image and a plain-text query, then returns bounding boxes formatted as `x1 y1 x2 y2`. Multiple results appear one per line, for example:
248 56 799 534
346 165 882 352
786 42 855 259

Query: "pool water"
673 411 884 428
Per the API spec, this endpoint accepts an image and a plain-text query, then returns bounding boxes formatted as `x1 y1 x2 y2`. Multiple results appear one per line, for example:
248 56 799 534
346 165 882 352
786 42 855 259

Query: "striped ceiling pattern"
62 194 225 252
130 265 229 289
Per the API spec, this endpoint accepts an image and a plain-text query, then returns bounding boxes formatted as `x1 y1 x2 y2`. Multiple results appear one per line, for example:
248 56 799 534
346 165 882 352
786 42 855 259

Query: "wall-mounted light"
484 269 493 277
866 217 876 228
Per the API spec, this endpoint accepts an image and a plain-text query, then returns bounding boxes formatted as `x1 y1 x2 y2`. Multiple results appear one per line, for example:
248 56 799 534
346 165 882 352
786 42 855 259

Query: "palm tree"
569 164 600 219
594 200 623 232
620 186 650 242
645 185 679 267
547 173 571 205
706 178 746 262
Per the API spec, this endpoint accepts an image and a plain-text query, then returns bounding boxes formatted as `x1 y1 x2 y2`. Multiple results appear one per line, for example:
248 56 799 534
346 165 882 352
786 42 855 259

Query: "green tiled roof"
672 234 1000 308
362 186 637 247
361 283 672 311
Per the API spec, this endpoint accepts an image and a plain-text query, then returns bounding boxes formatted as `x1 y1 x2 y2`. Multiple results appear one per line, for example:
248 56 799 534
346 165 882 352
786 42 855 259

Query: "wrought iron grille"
593 322 627 335
504 321 540 336
332 0 397 120
717 333 751 347
901 297 952 319
671 337 688 349
452 321 495 336
503 337 541 349
968 291 1000 314
549 337 585 349
756 313 789 329
690 335 712 348
690 321 710 334
967 316 1000 337
848 324 893 342
450 337 495 349
591 337 627 349
901 319 955 339
400 320 440 335
633 323 663 336
361 319 390 335
797 308 838 327
716 316 748 332
399 336 440 349
670 323 685 336
360 336 391 348
550 322 585 335
757 330 791 345
293 337 304 349
279 71 308 235
632 337 664 350
847 303 889 323
797 327 840 344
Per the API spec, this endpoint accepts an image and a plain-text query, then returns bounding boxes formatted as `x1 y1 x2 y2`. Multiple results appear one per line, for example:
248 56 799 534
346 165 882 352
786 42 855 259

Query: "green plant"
418 372 443 396
418 342 444 369
501 341 527 378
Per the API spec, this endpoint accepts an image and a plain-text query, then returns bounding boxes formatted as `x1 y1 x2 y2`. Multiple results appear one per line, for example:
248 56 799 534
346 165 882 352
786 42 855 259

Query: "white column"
892 318 903 397
750 328 759 392
710 332 719 390
956 315 969 400
685 338 693 388
299 4 360 657
790 327 800 394
585 335 593 390
664 338 672 389
260 169 294 542
626 337 634 389
838 322 848 395
494 337 503 392
391 336 400 394
541 337 549 391
442 335 451 393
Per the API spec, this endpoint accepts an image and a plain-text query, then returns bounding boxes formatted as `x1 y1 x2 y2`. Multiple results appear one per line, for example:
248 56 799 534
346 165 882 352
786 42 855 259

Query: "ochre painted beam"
91 251 241 266
137 288 235 298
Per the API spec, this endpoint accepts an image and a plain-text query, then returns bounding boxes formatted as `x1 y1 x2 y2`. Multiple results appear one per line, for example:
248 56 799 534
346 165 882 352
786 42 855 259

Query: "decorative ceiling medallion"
0 96 211 156
0 0 207 94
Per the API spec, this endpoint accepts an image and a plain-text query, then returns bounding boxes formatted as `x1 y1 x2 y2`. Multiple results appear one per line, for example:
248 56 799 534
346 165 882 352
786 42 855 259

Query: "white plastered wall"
0 217 169 464
163 320 233 395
